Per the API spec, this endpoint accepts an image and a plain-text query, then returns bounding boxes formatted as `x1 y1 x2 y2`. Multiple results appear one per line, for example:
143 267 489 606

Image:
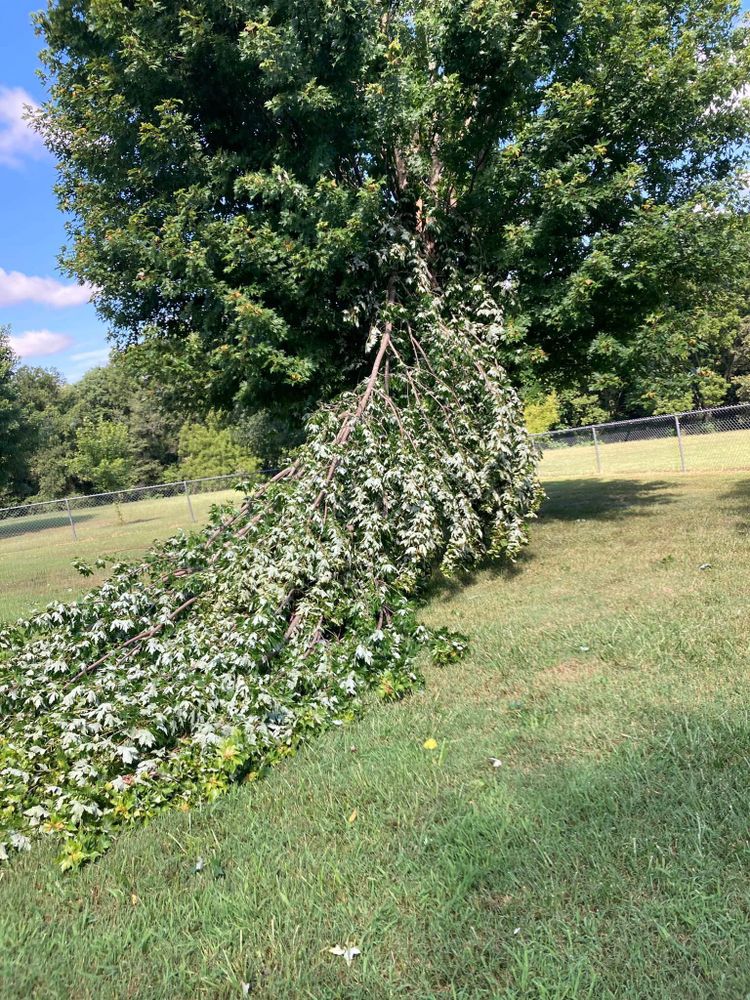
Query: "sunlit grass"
1 473 750 997
538 426 750 478
0 489 239 622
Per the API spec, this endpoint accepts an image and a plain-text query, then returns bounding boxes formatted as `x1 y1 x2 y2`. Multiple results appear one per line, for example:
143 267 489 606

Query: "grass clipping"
0 289 541 868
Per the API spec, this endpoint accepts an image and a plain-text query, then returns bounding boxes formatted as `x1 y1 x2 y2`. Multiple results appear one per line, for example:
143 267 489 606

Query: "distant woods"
0 326 297 505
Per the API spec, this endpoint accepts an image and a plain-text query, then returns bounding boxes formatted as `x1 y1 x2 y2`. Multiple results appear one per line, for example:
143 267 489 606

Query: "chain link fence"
0 471 280 622
0 472 261 546
534 402 750 479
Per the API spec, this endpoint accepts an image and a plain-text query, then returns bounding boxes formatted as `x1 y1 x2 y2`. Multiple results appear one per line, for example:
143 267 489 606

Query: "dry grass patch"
533 657 601 688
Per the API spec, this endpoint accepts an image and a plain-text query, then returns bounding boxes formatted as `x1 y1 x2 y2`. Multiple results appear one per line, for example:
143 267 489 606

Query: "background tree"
524 391 562 434
11 365 69 499
0 329 30 503
66 360 182 484
728 316 750 401
69 418 135 494
171 413 259 481
0 345 267 504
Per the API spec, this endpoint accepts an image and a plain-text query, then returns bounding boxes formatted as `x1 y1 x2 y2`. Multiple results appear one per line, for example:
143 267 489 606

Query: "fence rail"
0 471 260 544
533 402 750 478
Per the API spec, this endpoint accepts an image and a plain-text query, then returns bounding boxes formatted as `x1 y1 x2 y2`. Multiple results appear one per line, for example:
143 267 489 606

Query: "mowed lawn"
0 488 239 623
2 473 750 998
538 425 750 478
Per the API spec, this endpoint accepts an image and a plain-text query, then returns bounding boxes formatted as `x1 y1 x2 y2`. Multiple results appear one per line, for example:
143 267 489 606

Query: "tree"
70 418 135 494
68 359 182 484
542 203 750 422
10 365 69 499
35 0 750 414
172 414 259 481
728 315 750 401
0 329 30 502
4 0 748 863
524 392 561 434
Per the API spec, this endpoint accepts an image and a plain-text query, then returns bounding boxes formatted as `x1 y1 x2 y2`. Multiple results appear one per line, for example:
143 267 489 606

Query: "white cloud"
69 348 111 365
0 267 95 308
0 86 46 168
8 329 74 359
64 346 112 382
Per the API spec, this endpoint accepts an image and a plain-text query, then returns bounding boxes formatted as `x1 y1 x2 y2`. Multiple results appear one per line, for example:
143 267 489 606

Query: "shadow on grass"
424 479 675 603
91 515 166 530
424 707 750 996
540 476 677 523
719 478 750 531
422 551 530 604
0 511 98 541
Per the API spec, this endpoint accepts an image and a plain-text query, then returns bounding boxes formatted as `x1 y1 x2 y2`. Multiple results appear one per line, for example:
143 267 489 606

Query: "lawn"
1 472 750 998
0 488 239 623
538 425 750 478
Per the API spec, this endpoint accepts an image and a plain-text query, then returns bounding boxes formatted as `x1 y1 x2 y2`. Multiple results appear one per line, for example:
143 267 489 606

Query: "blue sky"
0 3 108 381
1 2 749 383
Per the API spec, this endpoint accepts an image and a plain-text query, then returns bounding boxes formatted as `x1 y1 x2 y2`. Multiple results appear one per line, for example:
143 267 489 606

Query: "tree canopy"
35 0 750 415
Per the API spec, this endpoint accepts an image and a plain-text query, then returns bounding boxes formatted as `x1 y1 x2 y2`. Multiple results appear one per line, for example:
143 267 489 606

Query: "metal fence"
533 402 750 479
0 472 259 545
4 400 748 541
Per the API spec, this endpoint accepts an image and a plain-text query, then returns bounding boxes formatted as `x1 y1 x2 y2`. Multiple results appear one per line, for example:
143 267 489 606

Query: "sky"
1 2 749 383
0 3 108 382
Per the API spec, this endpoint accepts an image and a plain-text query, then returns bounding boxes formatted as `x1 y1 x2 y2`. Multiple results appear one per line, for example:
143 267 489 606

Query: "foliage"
0 350 224 503
34 0 750 417
171 413 259 481
551 204 750 422
524 392 561 434
726 315 750 402
0 328 30 502
0 279 541 865
70 418 135 494
64 360 182 487
10 365 71 499
11 0 749 865
229 406 304 468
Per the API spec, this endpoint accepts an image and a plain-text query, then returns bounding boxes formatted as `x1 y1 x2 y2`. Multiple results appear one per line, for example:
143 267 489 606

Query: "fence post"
592 426 602 474
64 498 78 541
674 415 687 472
184 481 196 523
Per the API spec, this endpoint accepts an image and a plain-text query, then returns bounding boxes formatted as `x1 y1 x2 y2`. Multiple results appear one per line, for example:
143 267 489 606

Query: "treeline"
524 308 750 432
0 328 296 505
4 295 750 505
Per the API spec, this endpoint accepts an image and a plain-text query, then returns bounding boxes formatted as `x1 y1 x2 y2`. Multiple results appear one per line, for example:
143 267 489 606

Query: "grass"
0 488 238 623
538 425 750 478
2 472 750 997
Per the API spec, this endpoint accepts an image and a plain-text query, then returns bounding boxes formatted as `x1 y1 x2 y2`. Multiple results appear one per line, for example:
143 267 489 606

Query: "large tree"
1 0 748 865
35 0 750 414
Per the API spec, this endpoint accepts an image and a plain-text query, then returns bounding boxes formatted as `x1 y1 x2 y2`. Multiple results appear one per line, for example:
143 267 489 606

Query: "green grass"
2 472 750 998
0 488 238 622
538 425 750 478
